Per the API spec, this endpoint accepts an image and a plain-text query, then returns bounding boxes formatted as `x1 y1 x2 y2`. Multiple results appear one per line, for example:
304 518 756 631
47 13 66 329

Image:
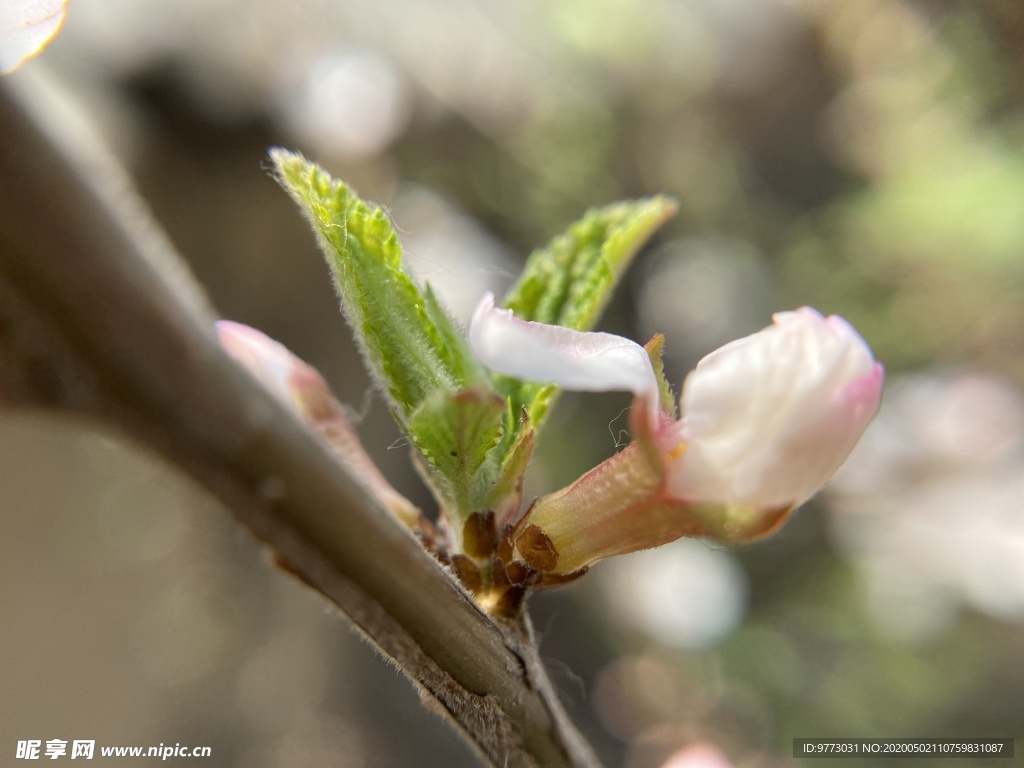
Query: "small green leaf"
502 196 677 328
408 389 506 529
271 149 489 424
498 196 677 433
485 409 535 527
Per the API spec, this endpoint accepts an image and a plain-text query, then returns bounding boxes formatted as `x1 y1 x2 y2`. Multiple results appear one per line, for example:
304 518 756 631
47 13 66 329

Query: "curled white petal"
1 0 68 74
667 307 883 509
468 292 659 418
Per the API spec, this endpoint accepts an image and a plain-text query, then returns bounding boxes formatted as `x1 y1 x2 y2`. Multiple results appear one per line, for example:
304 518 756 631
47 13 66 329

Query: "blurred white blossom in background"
660 742 736 768
47 0 541 146
274 47 410 159
599 539 748 649
636 237 774 367
828 372 1024 640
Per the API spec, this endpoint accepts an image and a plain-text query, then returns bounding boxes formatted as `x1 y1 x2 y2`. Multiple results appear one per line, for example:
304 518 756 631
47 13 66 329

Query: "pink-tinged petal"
660 743 736 768
510 307 882 573
468 292 659 424
667 308 882 509
217 320 299 408
216 320 422 528
1 0 68 74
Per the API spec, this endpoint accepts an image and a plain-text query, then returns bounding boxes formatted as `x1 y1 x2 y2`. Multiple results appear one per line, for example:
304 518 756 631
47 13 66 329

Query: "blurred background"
3 0 1024 766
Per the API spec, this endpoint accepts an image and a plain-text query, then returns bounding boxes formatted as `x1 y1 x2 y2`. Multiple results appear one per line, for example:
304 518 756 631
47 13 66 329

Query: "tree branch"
0 75 601 768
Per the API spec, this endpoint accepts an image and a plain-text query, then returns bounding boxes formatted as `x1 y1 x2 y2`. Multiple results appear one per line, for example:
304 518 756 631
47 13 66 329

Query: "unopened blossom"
1 0 69 74
468 293 883 575
669 307 883 509
216 321 422 528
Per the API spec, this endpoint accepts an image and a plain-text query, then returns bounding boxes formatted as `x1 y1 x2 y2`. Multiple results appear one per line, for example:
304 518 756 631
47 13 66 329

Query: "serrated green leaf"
271 149 489 425
497 196 677 435
408 389 506 529
503 196 677 327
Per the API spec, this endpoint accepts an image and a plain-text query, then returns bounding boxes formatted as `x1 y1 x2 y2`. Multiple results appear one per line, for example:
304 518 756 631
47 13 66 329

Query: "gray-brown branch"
0 76 601 768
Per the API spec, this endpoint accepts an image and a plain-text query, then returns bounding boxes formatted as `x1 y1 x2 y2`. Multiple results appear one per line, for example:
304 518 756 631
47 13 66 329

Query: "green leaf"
273 150 506 530
271 149 488 424
498 196 677 432
485 409 535 527
408 389 506 528
502 196 677 328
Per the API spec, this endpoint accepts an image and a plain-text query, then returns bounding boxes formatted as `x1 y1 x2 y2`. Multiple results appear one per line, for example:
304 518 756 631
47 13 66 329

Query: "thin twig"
0 75 601 768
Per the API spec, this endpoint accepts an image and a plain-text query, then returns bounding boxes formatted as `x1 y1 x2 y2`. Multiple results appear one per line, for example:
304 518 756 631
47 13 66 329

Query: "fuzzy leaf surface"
273 150 500 525
272 149 489 424
408 389 506 527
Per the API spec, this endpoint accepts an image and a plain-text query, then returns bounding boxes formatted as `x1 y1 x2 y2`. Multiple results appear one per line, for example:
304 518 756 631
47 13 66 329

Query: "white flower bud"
667 307 883 509
469 295 883 572
216 321 305 412
216 320 423 528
